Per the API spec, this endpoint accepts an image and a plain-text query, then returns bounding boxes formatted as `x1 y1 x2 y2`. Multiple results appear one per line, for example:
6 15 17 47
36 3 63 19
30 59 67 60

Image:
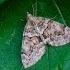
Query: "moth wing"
28 15 70 46
21 20 45 68
41 19 70 46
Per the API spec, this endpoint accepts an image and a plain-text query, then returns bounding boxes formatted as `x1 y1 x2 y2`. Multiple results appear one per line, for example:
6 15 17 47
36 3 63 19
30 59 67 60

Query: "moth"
21 14 70 68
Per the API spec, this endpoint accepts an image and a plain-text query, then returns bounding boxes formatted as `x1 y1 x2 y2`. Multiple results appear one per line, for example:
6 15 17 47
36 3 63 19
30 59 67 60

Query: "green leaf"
0 0 70 70
0 0 7 5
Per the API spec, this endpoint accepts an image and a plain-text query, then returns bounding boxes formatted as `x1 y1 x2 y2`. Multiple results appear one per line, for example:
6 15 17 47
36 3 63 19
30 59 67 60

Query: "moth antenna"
32 2 37 16
32 4 34 16
20 19 24 21
35 2 37 16
50 15 57 19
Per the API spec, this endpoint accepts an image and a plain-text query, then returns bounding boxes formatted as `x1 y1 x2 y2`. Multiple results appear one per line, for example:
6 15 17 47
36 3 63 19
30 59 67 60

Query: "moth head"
27 14 33 21
27 13 32 17
27 14 36 25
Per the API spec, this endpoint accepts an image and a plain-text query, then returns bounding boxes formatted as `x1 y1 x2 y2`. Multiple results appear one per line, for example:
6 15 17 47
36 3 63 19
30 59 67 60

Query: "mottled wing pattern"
28 14 70 46
41 19 70 46
21 14 70 68
21 19 45 68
